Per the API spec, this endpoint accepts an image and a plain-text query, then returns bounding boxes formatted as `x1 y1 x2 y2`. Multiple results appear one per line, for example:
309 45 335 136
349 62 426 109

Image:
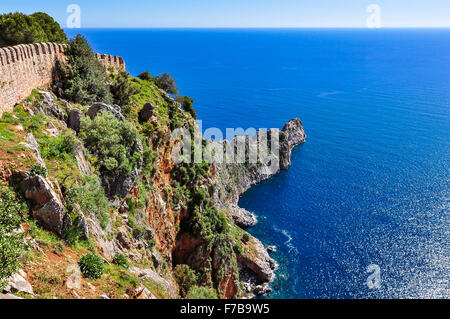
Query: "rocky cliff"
0 74 305 299
212 119 306 295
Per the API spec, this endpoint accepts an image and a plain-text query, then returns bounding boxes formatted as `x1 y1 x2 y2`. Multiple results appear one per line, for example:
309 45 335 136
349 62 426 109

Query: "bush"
186 286 218 299
0 186 26 289
110 71 139 107
65 175 110 229
39 132 77 160
242 233 250 243
80 111 141 180
174 264 198 297
0 12 67 47
79 253 104 279
137 71 152 81
60 35 113 105
30 165 47 177
176 96 197 119
154 73 178 95
112 254 129 269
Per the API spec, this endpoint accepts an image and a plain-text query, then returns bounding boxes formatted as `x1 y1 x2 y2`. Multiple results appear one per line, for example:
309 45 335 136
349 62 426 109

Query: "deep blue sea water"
66 28 450 298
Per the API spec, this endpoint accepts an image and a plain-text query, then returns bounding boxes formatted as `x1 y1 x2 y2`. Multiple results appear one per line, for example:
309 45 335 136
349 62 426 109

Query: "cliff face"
0 55 305 299
212 119 306 295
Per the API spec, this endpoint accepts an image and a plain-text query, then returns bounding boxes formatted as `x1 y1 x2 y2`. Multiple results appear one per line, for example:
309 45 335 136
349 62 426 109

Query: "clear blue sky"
1 0 449 28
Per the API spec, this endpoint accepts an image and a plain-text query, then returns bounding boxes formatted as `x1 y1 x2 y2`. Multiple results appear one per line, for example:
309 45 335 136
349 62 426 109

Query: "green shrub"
154 73 178 95
65 175 110 228
186 286 218 299
137 71 152 81
0 12 67 47
110 71 139 107
127 216 136 229
176 96 197 119
242 233 250 243
0 186 26 289
60 35 112 105
30 165 47 177
174 264 198 297
80 111 140 180
39 132 77 159
112 254 129 269
79 253 104 279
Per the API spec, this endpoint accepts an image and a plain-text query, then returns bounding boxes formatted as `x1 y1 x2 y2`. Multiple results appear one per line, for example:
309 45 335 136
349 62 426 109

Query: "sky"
1 0 449 28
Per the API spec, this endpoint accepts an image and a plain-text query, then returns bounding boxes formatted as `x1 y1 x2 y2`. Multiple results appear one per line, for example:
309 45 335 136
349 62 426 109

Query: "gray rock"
68 108 82 133
5 273 33 295
226 205 257 229
280 118 306 169
86 216 117 260
116 227 133 250
20 133 46 168
151 249 164 270
66 264 82 290
0 293 22 299
14 171 66 235
76 212 89 240
37 91 68 122
119 202 129 214
87 102 125 121
73 143 92 176
138 102 156 123
267 245 277 253
100 293 110 299
130 267 178 298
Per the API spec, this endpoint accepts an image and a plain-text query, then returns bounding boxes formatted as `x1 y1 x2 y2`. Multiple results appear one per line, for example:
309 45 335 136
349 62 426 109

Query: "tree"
80 111 140 179
0 12 67 47
60 35 113 105
110 71 139 107
30 12 67 43
137 71 152 81
176 96 197 119
174 264 198 297
155 73 179 95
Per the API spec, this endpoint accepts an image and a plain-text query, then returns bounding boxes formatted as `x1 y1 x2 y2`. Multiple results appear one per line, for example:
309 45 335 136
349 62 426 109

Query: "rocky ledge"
212 118 306 296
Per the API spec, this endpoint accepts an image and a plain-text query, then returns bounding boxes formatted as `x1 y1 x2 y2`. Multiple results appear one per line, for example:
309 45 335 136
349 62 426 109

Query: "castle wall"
0 42 125 116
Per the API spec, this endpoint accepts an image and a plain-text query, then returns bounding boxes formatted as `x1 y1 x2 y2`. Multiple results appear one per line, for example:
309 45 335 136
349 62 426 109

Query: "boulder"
66 264 82 290
116 227 133 250
73 143 92 176
67 108 82 133
14 171 67 235
5 273 33 295
87 102 125 121
76 212 89 240
20 133 46 168
37 91 68 122
226 205 257 229
138 102 156 123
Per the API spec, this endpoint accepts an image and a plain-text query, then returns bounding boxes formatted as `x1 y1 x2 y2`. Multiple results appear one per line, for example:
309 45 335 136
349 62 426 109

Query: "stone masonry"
0 42 125 116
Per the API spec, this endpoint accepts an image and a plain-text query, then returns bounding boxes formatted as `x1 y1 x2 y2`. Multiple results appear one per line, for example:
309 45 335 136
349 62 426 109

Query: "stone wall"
0 42 125 116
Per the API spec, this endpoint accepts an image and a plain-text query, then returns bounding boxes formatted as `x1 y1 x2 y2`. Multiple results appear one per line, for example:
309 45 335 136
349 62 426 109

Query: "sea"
65 28 450 298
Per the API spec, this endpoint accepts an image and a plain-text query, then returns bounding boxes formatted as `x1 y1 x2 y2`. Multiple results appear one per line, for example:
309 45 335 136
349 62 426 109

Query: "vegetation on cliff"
0 20 284 299
0 12 67 47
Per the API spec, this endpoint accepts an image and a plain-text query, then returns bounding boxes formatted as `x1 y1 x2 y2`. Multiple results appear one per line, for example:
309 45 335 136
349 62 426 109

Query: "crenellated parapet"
0 42 126 116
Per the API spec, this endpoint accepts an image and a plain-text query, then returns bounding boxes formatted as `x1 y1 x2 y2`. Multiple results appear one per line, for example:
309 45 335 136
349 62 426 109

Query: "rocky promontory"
212 118 306 296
